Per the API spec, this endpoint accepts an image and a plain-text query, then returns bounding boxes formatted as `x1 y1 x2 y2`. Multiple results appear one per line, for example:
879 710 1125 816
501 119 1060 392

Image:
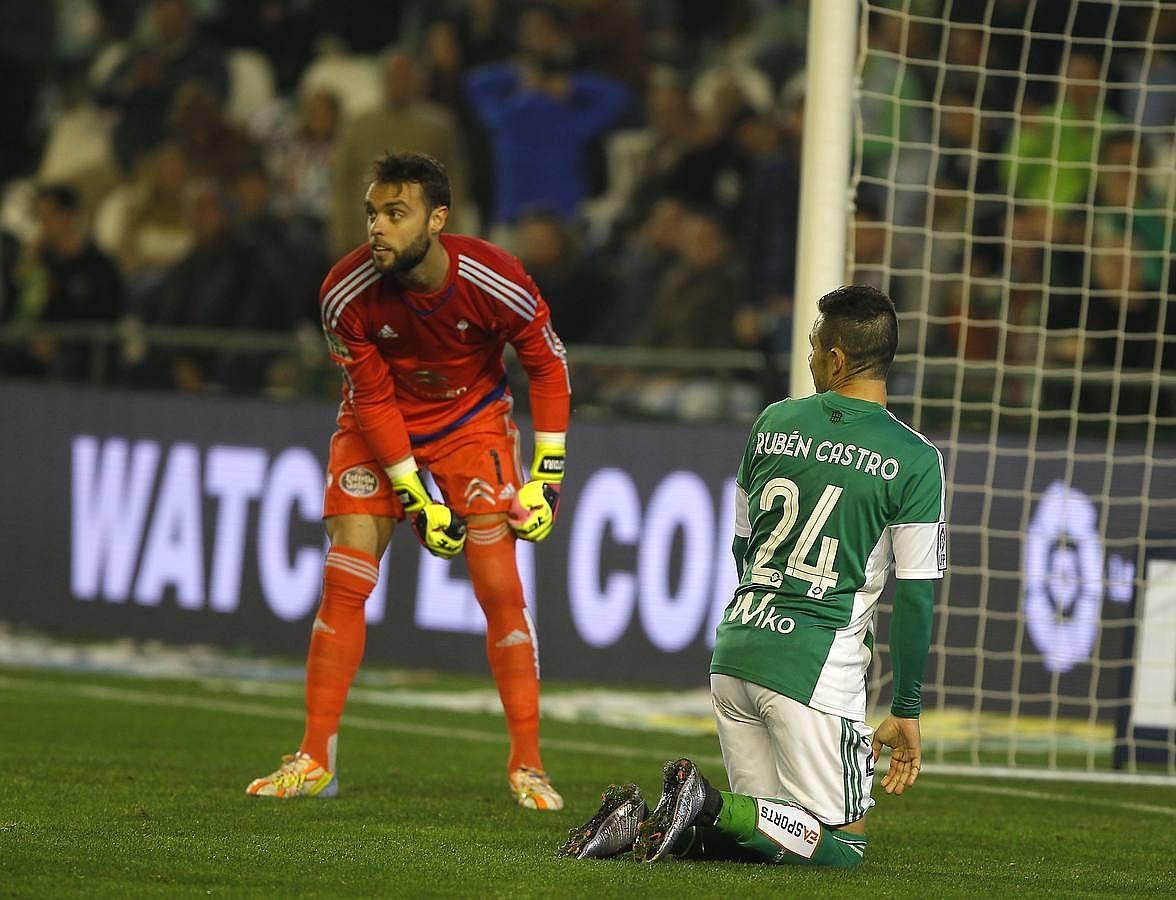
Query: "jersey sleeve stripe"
882 408 947 522
325 270 383 328
457 254 538 315
458 266 536 321
322 260 376 322
733 484 751 537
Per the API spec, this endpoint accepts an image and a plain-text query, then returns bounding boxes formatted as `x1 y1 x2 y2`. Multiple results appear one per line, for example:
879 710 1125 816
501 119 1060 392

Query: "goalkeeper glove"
388 467 467 559
412 502 467 559
508 435 564 543
529 436 566 483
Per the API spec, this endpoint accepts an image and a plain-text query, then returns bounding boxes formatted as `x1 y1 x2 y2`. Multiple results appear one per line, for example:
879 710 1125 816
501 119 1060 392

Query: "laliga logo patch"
324 329 351 360
340 465 379 497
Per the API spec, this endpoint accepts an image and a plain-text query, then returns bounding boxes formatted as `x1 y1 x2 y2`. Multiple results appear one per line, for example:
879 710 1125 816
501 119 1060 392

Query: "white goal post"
797 0 1176 781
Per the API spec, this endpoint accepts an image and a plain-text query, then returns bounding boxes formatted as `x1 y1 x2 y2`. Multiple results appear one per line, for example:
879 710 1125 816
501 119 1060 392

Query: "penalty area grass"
1 665 1173 898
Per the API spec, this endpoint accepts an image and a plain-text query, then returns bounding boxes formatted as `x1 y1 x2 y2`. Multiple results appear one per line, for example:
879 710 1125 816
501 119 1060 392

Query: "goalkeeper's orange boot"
245 752 337 798
509 766 564 810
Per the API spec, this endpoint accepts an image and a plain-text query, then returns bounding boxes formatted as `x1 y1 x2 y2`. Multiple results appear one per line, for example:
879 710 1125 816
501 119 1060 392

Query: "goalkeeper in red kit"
246 151 570 809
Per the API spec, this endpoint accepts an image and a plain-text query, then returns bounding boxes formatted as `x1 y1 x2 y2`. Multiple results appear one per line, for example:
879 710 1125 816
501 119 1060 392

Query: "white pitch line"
0 675 724 769
916 779 1176 817
4 675 1174 816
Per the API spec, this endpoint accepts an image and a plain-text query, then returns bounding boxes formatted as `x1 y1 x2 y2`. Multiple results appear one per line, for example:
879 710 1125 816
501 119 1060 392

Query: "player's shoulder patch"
324 328 351 360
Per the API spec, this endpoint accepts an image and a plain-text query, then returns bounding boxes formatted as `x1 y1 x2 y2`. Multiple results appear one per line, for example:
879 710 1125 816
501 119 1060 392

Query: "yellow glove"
509 435 565 542
508 481 560 542
389 468 467 559
412 502 467 559
529 437 566 484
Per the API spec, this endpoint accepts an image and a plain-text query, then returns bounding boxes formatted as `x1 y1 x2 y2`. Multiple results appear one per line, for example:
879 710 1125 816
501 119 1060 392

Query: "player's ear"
830 345 851 381
430 204 449 235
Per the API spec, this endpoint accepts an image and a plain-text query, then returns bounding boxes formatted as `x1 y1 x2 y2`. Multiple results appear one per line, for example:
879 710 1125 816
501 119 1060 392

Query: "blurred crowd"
0 0 1172 422
853 3 1176 419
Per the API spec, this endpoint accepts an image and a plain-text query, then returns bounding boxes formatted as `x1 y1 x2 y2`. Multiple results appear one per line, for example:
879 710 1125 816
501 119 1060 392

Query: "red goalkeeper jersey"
319 233 571 467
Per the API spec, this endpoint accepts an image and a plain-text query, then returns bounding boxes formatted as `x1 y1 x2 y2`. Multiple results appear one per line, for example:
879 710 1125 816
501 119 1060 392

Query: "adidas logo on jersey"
377 324 398 339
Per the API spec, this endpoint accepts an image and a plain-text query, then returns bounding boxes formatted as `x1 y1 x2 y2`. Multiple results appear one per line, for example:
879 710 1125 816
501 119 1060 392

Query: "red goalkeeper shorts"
323 397 524 520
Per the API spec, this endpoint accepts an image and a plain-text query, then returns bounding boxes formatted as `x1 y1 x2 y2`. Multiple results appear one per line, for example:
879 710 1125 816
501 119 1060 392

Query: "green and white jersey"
711 391 946 721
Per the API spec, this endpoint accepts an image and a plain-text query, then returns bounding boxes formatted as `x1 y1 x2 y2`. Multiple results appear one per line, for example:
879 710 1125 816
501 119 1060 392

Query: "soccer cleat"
510 766 564 810
245 752 338 798
633 758 710 862
557 783 648 859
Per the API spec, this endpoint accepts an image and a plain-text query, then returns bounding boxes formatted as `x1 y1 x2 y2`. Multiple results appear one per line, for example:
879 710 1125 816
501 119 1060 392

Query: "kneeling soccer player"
560 285 945 863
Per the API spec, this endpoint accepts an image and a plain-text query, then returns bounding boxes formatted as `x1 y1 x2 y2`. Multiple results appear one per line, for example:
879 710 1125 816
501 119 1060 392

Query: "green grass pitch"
2 664 1174 898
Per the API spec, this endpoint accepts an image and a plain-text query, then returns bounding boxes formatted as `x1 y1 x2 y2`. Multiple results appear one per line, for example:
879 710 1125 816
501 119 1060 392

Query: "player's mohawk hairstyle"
817 284 899 381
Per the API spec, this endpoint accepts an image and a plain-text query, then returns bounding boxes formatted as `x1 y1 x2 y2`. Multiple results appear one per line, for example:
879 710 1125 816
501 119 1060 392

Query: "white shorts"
710 673 876 827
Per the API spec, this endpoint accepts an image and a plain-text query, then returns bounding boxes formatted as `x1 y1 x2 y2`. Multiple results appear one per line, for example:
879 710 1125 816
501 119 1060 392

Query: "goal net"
848 0 1176 778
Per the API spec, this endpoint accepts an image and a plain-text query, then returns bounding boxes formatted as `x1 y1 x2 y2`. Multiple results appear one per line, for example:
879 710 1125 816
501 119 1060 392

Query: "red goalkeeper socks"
465 522 543 772
300 546 379 771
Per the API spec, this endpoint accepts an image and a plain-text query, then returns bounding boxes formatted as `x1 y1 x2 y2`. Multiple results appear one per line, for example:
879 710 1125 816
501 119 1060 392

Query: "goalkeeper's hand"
508 481 560 542
509 435 565 542
388 466 467 559
412 502 467 559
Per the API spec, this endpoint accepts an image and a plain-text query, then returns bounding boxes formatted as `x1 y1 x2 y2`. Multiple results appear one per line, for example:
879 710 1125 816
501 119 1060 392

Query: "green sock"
682 791 866 867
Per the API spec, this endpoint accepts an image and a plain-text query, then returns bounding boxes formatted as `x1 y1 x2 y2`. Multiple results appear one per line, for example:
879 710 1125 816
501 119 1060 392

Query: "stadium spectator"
331 46 472 256
465 5 629 240
4 183 124 382
935 85 1007 249
93 0 229 172
1082 132 1176 414
568 0 649 93
514 210 613 345
232 163 327 327
586 65 697 243
999 51 1125 208
560 285 945 867
108 142 196 302
857 5 932 264
131 177 288 394
265 86 342 246
0 0 55 181
656 66 767 221
166 79 265 183
447 0 517 68
246 151 570 812
231 162 328 396
212 0 319 94
593 194 686 348
730 105 801 355
1092 131 1176 304
636 204 744 351
1119 12 1176 161
603 204 759 421
421 18 497 235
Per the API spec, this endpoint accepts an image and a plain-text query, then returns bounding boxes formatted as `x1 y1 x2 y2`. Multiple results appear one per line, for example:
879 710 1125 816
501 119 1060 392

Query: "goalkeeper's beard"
375 229 430 275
